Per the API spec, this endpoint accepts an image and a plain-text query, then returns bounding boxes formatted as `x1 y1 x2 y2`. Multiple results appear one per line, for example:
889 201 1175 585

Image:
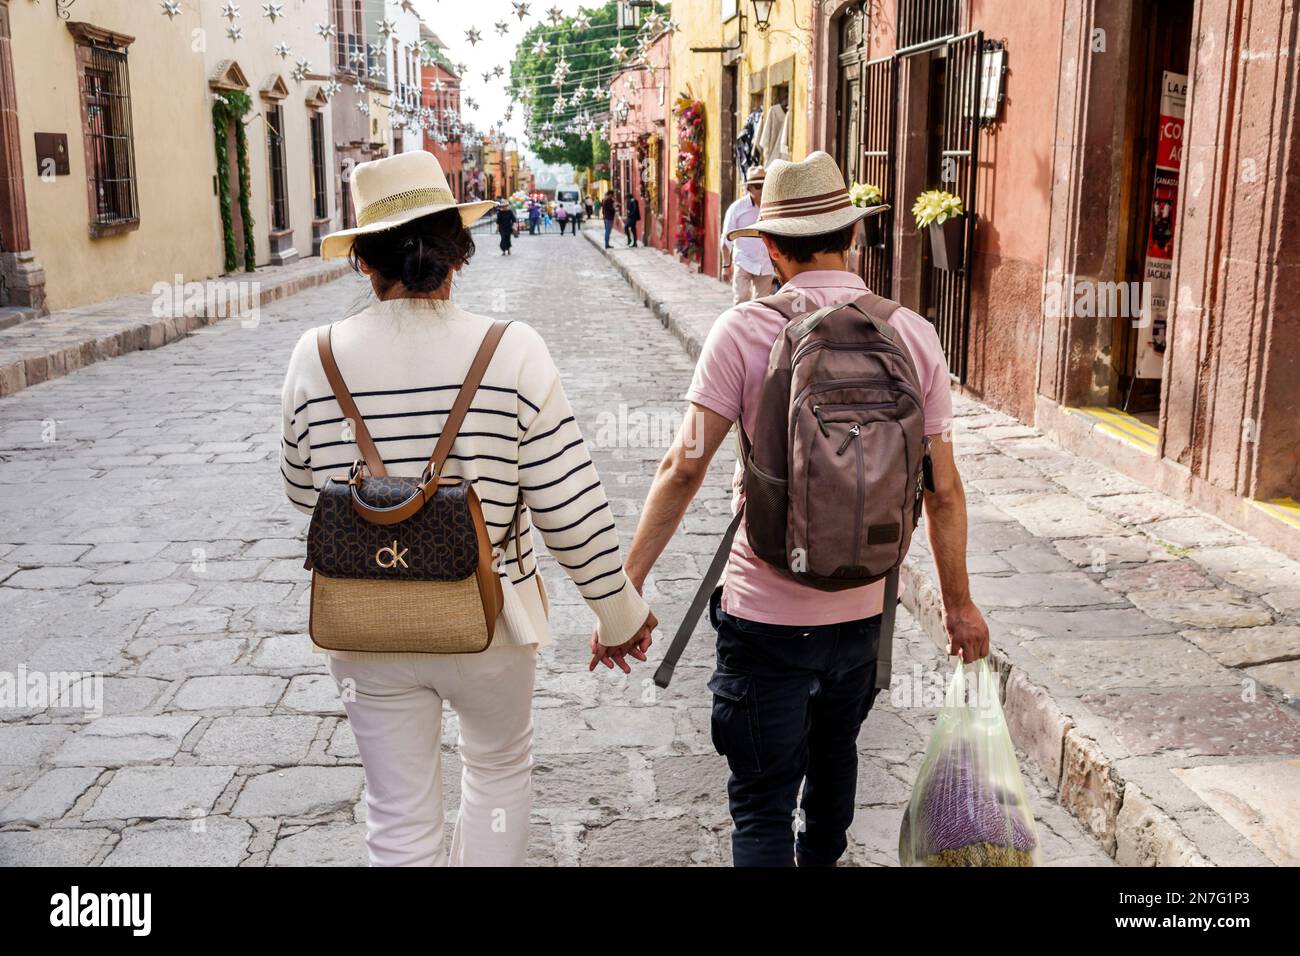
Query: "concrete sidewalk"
582 226 1300 867
0 257 351 399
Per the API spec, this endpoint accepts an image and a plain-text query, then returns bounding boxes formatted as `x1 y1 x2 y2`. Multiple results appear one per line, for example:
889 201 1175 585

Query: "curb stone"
0 260 352 399
585 229 1212 867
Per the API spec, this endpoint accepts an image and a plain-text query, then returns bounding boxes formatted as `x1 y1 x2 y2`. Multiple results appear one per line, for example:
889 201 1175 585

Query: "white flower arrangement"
849 182 883 208
911 189 964 228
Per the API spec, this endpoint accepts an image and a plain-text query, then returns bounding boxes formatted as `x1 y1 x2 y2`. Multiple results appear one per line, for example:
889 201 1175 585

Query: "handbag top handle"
316 318 514 480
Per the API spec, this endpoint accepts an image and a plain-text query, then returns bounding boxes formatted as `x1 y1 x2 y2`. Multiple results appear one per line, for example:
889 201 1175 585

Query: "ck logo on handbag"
375 540 409 569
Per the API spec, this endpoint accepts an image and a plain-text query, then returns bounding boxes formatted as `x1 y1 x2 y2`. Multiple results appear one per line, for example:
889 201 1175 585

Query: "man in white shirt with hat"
720 166 776 304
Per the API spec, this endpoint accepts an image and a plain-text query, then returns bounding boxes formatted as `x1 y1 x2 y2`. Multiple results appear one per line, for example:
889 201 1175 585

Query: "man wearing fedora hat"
611 151 989 867
720 166 775 304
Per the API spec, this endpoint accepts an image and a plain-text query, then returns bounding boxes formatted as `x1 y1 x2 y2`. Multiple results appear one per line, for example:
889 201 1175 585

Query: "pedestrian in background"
496 199 516 256
721 166 775 304
625 193 641 248
287 151 656 866
556 203 569 236
602 192 616 248
528 201 540 236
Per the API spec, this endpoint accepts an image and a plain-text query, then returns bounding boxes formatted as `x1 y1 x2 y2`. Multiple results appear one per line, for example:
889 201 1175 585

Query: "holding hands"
588 610 658 674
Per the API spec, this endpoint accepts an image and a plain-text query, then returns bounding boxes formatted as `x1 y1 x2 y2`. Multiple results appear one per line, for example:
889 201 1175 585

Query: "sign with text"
1135 70 1186 380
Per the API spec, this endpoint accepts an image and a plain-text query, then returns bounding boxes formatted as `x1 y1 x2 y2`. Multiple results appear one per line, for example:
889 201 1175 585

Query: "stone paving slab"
0 231 1108 866
586 229 1299 867
0 257 351 398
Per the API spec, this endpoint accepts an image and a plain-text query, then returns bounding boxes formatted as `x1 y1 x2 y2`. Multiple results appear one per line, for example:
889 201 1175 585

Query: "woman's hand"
588 611 658 674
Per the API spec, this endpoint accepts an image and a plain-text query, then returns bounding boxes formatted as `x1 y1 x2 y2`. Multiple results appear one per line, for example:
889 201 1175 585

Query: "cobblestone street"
0 230 1108 866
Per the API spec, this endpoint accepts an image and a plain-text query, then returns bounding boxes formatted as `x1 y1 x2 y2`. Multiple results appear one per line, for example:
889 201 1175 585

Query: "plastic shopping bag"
898 658 1040 866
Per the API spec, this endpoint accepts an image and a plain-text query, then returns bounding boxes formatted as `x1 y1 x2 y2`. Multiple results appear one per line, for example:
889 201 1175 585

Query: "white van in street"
557 185 583 219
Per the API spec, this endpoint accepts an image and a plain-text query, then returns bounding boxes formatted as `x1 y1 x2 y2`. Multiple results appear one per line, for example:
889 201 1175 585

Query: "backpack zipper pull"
812 405 830 437
837 423 861 455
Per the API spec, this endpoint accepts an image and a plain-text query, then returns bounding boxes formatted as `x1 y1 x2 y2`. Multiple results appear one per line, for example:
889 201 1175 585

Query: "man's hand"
588 610 658 674
943 599 989 663
722 263 733 282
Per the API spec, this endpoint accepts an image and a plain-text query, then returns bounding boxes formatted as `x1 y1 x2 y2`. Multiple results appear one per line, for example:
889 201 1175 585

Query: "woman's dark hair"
349 207 475 294
768 222 857 264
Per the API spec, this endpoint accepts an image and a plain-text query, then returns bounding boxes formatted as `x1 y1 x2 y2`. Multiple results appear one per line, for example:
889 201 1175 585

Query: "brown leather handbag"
304 319 519 654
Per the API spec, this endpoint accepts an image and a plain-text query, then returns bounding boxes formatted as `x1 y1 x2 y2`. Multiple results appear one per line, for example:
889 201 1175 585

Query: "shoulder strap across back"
315 318 514 480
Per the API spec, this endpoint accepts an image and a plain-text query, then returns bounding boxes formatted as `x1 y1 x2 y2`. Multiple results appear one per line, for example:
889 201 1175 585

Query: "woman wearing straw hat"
279 151 657 866
720 166 775 304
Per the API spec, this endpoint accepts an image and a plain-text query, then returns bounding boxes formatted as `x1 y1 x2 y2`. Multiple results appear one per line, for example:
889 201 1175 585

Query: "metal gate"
858 54 897 296
927 31 984 384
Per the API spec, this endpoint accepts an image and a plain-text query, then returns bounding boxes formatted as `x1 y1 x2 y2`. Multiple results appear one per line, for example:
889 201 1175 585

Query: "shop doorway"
720 63 739 216
1115 0 1194 422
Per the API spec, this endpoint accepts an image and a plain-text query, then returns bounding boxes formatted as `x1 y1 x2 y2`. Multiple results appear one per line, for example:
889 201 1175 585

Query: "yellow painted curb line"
1065 406 1158 454
1250 497 1300 532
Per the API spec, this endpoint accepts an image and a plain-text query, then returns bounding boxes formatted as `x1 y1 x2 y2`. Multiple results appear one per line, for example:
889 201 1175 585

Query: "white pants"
732 267 775 304
327 644 537 867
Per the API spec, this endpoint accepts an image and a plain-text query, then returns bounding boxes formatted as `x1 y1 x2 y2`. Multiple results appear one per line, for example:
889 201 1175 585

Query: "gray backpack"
654 289 933 691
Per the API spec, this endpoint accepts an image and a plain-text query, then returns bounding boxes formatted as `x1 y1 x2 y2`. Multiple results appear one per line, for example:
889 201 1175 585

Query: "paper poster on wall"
1135 70 1186 380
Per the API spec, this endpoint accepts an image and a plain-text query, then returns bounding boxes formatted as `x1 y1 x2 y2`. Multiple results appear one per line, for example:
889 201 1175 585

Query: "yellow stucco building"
2 0 223 312
668 0 812 278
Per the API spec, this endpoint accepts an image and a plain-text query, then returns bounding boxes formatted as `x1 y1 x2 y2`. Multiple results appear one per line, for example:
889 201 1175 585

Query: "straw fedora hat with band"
745 165 767 186
320 151 495 260
727 150 889 241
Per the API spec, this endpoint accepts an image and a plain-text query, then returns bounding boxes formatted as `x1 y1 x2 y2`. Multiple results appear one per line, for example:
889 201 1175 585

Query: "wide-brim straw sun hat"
320 151 496 259
727 150 890 240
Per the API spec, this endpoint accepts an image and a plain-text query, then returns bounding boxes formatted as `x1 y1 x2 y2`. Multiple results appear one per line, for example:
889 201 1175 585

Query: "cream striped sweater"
279 296 650 659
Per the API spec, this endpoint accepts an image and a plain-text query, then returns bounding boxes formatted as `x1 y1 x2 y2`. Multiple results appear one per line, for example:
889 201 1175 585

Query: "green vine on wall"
212 90 257 273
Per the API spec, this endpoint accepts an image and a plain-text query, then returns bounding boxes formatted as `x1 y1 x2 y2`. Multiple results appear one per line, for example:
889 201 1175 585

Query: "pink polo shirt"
685 270 954 626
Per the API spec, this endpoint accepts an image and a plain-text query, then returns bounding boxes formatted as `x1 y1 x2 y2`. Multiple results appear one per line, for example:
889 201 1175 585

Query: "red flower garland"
673 94 706 262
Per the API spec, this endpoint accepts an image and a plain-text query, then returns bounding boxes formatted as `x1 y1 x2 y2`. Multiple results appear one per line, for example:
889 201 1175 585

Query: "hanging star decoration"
609 43 628 63
546 6 564 26
493 65 505 78
512 1 530 20
532 37 550 56
315 22 337 39
400 0 418 14
226 25 244 41
494 21 510 37
552 98 565 114
292 57 311 81
573 84 588 101
356 101 370 114
273 41 291 59
349 49 366 66
220 2 240 22
323 79 342 98
353 78 367 93
431 78 445 92
455 62 468 75
262 2 284 22
481 71 492 84
466 96 478 110
644 11 664 33
465 27 481 46
377 18 396 39
574 11 591 31
159 0 182 19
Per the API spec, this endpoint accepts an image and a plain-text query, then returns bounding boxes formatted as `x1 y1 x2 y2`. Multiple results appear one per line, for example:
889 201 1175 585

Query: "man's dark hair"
768 222 857 264
348 208 475 294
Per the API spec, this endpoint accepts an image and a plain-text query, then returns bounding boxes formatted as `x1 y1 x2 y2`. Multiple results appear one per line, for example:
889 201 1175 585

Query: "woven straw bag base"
309 571 492 654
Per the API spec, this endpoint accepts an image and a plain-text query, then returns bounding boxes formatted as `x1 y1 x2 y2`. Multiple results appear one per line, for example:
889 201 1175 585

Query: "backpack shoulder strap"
428 319 513 479
317 324 387 478
850 292 900 341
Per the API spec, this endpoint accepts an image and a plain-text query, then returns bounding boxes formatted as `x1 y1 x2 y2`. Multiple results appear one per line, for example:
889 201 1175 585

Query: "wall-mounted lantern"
751 0 776 32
